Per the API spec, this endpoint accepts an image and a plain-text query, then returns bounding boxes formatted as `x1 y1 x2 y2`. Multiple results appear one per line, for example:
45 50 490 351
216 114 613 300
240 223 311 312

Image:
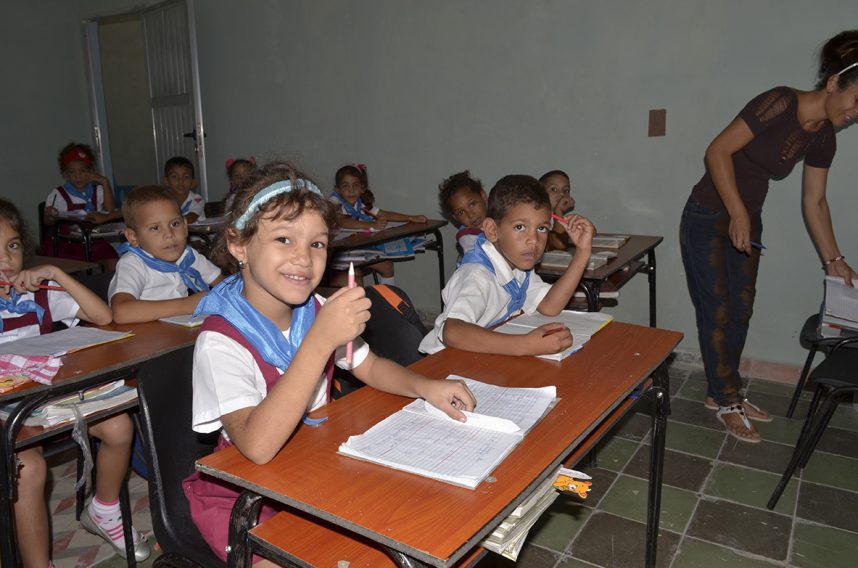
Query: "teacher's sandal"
716 404 761 444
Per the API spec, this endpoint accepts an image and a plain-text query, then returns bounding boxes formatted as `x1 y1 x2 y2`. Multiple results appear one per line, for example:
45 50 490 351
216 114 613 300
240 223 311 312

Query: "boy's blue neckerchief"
180 197 192 215
62 182 96 212
118 244 209 292
194 273 316 371
332 192 374 222
460 234 531 327
0 289 45 332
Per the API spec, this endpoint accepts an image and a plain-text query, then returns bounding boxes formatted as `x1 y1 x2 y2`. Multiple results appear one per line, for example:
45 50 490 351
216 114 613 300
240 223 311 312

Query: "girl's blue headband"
233 179 323 230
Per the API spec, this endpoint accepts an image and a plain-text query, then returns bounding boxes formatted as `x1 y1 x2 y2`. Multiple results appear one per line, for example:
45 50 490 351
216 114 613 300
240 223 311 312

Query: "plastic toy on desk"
554 467 593 499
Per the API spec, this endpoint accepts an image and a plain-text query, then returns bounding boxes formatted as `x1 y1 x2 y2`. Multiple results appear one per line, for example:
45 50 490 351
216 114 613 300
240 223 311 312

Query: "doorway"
83 0 208 200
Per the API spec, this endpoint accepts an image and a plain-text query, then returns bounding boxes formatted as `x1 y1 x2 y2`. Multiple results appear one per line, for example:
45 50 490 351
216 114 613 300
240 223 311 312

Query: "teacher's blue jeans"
679 196 762 407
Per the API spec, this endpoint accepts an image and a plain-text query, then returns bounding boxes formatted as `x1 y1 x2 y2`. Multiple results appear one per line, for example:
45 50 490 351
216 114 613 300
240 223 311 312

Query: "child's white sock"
89 496 141 546
378 275 395 286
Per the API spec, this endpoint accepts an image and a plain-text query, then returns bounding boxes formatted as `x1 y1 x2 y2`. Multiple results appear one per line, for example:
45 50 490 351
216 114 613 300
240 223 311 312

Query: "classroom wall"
1 0 91 240
7 1 858 371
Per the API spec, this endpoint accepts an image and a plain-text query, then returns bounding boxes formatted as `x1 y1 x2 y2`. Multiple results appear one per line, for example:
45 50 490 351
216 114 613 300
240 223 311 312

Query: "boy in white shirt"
163 156 206 223
109 185 223 324
419 174 595 356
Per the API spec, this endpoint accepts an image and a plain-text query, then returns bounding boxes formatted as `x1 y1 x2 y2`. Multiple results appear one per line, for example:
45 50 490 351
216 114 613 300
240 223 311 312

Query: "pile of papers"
0 380 137 427
820 276 858 338
495 310 614 360
482 473 559 560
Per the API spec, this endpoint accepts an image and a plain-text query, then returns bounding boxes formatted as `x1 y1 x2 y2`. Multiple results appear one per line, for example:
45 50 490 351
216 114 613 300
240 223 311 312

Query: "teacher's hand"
826 259 858 288
728 213 752 254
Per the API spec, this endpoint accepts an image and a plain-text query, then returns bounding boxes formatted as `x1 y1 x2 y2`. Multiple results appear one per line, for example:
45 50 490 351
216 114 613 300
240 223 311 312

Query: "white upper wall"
5 0 857 368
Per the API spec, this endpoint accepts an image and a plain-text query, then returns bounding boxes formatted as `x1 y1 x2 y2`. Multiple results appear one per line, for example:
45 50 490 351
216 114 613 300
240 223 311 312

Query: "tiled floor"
38 357 858 567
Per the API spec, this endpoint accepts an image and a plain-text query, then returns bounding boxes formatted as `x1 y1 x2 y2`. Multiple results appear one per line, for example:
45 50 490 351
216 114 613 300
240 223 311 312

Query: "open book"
495 311 614 361
338 377 557 489
0 380 138 427
0 327 133 357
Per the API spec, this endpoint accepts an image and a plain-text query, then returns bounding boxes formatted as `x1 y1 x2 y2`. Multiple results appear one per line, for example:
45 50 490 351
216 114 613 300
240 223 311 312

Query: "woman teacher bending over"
680 30 858 443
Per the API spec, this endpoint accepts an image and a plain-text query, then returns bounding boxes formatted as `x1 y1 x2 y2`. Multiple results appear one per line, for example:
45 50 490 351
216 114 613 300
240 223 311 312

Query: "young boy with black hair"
420 174 594 356
164 156 206 223
109 185 223 324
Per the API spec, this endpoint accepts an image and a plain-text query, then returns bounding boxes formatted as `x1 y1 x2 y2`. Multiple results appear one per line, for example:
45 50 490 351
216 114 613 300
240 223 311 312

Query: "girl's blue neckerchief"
332 192 374 222
460 234 531 327
117 245 209 292
62 182 96 212
0 289 45 332
194 273 315 371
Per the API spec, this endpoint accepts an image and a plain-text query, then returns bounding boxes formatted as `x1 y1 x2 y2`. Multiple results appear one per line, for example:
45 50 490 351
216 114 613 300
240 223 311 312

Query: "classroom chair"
768 335 858 509
786 313 858 418
135 346 225 568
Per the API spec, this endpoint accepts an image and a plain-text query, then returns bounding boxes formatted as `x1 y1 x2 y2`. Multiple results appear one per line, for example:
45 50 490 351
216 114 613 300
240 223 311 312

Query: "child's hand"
313 286 372 352
563 215 595 252
87 172 110 187
417 377 476 422
371 217 388 230
409 215 428 224
44 206 59 222
523 323 573 355
9 266 60 292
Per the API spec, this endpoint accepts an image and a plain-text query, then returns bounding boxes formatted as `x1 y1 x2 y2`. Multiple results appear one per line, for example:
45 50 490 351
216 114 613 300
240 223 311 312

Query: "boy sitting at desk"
109 185 224 324
420 174 594 356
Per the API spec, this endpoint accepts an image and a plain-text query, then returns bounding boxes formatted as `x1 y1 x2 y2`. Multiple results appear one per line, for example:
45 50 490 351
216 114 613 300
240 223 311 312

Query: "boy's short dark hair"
122 185 180 229
164 156 195 178
487 175 550 221
438 170 484 220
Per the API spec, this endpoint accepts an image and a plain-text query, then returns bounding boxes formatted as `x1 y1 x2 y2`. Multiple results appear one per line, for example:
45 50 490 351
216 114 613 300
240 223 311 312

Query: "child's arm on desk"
11 265 112 326
539 215 594 316
337 213 386 231
111 292 204 324
443 317 573 356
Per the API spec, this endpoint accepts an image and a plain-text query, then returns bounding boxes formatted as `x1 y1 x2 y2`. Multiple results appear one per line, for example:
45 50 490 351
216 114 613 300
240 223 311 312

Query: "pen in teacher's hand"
750 241 766 250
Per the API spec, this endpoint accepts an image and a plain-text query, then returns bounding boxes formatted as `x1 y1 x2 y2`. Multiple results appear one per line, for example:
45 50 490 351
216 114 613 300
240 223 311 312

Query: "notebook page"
339 410 522 489
824 276 858 322
0 328 133 357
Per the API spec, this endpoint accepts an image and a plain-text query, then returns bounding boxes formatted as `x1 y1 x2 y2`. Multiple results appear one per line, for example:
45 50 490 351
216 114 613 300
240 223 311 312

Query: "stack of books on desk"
820 276 858 338
0 380 137 427
339 377 557 489
591 234 629 248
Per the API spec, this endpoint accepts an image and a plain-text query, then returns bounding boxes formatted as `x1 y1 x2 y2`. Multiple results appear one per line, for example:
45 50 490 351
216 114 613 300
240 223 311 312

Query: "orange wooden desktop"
197 321 681 567
0 321 201 565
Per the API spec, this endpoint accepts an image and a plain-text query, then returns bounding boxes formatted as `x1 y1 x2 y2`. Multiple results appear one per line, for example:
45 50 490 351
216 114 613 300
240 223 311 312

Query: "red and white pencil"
0 280 65 291
346 262 355 367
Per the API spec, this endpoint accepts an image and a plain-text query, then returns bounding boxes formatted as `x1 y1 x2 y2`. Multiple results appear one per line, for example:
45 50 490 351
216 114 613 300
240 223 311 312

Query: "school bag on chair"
333 285 428 398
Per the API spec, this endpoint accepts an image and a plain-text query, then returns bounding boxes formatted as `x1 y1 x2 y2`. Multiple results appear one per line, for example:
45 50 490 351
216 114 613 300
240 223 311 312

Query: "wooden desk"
25 255 100 275
197 322 681 567
538 234 663 327
331 219 448 305
0 321 201 566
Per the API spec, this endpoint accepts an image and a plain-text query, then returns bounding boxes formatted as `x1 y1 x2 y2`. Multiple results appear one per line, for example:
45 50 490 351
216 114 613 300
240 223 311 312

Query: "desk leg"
647 249 657 327
83 231 93 262
646 361 670 568
384 546 431 567
432 229 445 308
0 423 18 566
581 280 600 312
228 490 264 568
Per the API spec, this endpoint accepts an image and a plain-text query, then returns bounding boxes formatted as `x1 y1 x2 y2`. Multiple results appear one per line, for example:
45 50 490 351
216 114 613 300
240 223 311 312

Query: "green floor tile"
752 415 804 447
792 522 858 568
703 463 797 515
665 422 725 459
746 378 811 401
556 557 600 568
594 436 639 472
676 379 707 401
673 537 780 567
528 498 592 552
597 474 697 532
828 404 858 432
802 452 858 492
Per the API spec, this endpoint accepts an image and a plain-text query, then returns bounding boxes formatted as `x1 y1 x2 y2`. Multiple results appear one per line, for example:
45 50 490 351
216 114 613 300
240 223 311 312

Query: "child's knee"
90 413 134 446
17 447 47 492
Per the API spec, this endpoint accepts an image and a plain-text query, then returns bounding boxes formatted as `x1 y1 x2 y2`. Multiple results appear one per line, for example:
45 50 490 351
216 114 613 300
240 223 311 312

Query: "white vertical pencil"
346 262 355 367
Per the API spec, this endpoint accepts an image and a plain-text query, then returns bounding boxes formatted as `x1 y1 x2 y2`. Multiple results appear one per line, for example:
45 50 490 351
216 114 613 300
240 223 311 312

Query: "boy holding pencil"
419 174 594 356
